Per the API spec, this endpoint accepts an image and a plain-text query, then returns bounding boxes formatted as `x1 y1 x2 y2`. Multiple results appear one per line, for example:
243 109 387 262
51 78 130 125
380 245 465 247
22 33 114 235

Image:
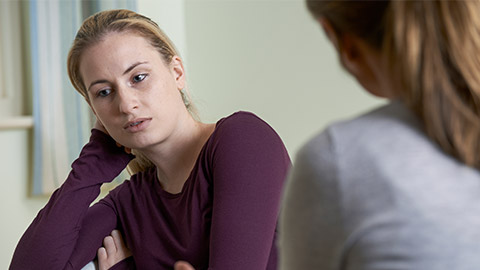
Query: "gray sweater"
279 101 480 270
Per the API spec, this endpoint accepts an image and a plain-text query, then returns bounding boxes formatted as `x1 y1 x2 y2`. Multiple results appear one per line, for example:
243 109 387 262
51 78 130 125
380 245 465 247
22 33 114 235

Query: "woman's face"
79 31 187 150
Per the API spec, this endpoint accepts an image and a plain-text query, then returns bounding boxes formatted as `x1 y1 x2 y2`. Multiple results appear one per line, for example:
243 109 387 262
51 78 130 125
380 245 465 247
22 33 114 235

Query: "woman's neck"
138 115 215 194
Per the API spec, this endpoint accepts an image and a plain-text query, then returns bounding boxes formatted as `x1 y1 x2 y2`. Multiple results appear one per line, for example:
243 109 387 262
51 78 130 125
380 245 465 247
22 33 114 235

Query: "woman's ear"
339 36 384 98
338 35 363 77
319 17 386 98
318 17 363 77
170 56 186 90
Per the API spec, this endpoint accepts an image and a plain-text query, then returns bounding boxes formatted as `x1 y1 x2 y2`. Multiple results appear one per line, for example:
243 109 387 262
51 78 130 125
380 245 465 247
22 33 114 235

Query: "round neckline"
151 120 222 198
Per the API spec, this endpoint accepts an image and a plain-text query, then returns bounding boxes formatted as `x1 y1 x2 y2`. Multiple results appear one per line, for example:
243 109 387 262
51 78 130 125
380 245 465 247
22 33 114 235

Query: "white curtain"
29 0 136 195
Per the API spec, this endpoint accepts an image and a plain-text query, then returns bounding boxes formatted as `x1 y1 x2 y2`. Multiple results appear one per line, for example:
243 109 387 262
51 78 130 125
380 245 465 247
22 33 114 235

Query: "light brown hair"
307 0 480 168
67 9 197 175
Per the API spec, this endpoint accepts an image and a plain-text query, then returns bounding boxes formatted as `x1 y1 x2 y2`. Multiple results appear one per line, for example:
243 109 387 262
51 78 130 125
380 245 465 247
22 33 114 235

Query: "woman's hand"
98 230 132 270
94 119 132 154
174 261 195 270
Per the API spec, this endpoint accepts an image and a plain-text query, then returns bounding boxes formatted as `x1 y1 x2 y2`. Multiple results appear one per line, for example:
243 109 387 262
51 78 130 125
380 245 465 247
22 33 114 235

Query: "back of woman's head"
307 0 480 168
67 9 193 175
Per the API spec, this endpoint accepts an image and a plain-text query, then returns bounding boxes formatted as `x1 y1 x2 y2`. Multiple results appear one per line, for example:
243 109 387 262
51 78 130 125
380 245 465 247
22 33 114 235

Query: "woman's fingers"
174 261 195 270
115 142 132 154
97 247 107 261
95 119 132 155
111 230 122 247
111 230 131 257
94 117 133 155
98 230 132 270
103 235 116 256
97 247 109 270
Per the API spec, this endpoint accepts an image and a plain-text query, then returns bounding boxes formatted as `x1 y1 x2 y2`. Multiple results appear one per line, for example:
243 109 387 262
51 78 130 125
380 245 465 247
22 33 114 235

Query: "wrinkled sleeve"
279 130 345 270
208 113 291 270
10 129 133 270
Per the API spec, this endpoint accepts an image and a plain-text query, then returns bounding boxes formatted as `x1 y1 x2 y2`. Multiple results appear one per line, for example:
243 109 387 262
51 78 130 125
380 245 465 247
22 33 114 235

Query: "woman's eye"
98 89 111 97
133 74 147 83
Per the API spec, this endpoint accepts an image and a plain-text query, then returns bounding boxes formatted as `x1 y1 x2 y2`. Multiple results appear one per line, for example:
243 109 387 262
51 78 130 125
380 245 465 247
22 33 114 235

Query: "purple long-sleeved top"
11 111 291 270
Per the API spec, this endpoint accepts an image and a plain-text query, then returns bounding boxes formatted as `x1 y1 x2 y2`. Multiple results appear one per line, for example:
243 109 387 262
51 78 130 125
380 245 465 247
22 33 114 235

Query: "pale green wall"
184 0 385 156
0 130 48 268
0 0 385 268
137 0 188 61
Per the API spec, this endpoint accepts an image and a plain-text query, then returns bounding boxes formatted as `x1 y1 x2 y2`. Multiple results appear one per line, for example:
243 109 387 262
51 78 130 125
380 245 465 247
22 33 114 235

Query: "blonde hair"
67 9 198 175
307 0 480 168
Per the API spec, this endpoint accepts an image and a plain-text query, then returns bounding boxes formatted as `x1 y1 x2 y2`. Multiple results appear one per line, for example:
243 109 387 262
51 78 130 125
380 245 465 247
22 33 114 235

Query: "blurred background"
0 0 383 268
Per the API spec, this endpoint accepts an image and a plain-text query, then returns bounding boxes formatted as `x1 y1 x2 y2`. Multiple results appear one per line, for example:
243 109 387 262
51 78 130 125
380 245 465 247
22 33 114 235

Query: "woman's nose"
117 88 139 114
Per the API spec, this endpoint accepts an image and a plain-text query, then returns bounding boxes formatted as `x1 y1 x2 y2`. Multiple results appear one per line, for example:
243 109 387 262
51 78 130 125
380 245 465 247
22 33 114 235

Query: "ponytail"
385 1 480 167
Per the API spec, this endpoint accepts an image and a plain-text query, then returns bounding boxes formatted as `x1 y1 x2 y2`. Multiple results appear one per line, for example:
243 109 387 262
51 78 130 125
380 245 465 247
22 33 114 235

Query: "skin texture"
80 31 215 268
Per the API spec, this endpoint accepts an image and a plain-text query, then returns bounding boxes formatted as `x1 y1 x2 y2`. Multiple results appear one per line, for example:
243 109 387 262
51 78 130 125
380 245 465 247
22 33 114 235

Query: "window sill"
0 116 34 130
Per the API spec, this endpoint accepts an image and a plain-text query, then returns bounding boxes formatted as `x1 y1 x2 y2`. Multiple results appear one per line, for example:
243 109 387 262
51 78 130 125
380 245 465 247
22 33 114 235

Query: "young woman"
280 1 480 269
10 9 290 270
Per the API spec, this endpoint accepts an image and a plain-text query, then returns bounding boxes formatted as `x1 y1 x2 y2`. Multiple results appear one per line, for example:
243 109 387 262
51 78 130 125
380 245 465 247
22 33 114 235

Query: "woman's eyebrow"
123 61 148 75
88 79 109 92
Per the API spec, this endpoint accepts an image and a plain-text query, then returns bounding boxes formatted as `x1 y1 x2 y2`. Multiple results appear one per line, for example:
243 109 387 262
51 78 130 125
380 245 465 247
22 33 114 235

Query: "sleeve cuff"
109 256 136 270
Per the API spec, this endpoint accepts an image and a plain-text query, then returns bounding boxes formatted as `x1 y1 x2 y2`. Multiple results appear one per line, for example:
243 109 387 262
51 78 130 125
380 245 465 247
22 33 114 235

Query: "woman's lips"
124 118 152 132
